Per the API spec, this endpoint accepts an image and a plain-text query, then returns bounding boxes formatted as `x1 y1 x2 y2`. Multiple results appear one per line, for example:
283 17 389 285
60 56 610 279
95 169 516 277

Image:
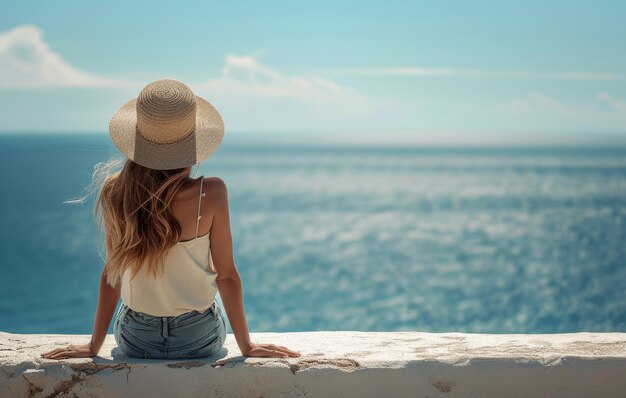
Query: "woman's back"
120 175 221 317
170 176 213 242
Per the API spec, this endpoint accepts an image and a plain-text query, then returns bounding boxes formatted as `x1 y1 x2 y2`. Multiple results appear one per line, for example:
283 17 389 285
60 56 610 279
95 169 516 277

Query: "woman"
41 79 300 360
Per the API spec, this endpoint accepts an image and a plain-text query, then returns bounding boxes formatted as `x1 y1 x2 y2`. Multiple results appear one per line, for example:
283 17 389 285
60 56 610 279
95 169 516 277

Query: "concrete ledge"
1 331 626 397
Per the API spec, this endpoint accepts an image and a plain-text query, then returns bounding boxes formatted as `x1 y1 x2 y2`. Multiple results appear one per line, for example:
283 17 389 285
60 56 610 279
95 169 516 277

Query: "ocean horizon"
1 132 625 334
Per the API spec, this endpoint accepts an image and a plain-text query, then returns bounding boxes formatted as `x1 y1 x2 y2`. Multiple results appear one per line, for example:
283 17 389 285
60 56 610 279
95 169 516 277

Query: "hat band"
135 124 195 145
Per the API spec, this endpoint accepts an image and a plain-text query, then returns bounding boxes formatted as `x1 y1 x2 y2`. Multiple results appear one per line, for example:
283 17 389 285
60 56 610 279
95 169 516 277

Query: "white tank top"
120 176 218 316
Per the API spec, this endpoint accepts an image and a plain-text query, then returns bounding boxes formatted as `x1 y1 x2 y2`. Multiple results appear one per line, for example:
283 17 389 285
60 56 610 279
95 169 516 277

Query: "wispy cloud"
488 90 626 134
329 67 626 82
1 24 625 136
189 54 419 133
0 25 409 133
496 91 569 115
194 54 362 103
0 25 133 89
597 92 626 113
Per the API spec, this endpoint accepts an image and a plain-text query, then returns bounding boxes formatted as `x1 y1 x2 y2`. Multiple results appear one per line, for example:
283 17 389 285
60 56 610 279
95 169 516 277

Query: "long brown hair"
66 155 199 288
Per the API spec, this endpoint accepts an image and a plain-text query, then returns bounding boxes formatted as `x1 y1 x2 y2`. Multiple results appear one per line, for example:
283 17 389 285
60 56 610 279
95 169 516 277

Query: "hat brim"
108 96 224 170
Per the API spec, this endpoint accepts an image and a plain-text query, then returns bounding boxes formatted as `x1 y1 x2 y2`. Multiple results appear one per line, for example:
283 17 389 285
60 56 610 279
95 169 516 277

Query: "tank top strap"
195 176 205 239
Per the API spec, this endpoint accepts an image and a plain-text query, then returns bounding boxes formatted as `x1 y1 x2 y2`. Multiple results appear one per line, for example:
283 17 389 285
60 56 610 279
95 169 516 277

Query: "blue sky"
1 1 625 144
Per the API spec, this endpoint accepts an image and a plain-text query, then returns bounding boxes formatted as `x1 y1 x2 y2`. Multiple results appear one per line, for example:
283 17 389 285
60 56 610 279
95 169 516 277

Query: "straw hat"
108 78 224 170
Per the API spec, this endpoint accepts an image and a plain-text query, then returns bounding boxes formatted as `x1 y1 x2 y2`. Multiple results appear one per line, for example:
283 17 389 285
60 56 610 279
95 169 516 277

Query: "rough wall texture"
1 331 625 397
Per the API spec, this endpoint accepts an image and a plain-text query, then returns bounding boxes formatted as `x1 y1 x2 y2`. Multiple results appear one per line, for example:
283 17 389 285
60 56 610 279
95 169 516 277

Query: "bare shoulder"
201 177 230 231
203 176 226 188
202 177 229 208
203 176 227 195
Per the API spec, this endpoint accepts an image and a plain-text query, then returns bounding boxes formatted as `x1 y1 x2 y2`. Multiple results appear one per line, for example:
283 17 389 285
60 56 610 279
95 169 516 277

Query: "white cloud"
488 91 626 134
596 92 626 113
497 91 626 120
329 67 626 81
1 24 624 137
497 91 569 115
190 54 421 133
0 25 132 89
194 54 362 103
0 24 417 134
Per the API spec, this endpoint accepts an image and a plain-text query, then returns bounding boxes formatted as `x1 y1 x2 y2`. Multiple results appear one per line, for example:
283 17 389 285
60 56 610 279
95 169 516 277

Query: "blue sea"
1 133 625 334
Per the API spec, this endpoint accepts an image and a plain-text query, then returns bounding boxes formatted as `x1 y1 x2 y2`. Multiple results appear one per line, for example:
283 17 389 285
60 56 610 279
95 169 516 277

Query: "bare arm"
209 179 255 352
209 178 299 358
89 243 121 354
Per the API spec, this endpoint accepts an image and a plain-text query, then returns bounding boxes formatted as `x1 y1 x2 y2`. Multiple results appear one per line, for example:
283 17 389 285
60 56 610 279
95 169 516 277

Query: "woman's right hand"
241 342 301 358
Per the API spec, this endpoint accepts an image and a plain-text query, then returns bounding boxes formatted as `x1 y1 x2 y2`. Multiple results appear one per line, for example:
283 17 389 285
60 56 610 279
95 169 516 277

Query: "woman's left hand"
40 343 96 360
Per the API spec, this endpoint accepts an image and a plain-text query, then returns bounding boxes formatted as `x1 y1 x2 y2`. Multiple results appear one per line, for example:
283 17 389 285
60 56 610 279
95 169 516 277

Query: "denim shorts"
113 301 227 359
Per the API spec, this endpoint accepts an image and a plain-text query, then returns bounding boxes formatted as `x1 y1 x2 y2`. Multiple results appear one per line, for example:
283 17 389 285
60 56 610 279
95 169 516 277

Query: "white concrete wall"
1 331 625 397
